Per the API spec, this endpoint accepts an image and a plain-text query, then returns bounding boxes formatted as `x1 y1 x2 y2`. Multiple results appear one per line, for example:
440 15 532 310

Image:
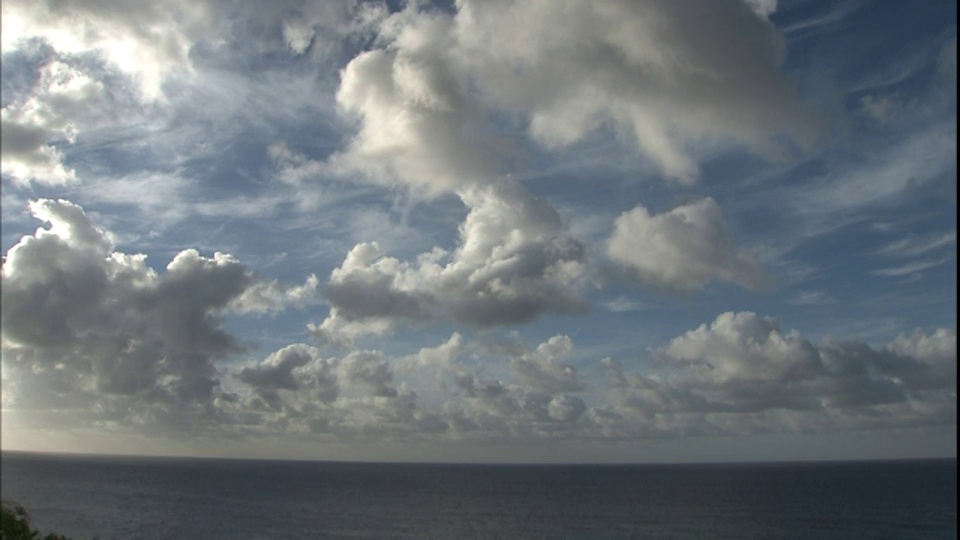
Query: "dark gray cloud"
237 344 339 410
339 350 399 398
1 199 321 431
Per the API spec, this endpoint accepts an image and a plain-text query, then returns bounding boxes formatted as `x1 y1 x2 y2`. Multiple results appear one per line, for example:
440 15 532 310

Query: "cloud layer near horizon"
1 200 954 442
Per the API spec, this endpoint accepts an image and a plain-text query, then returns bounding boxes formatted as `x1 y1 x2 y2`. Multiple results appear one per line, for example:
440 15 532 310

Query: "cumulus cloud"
0 1 365 192
231 274 323 314
328 0 821 193
279 0 387 57
547 394 588 422
0 2 952 455
0 57 106 185
1 115 74 185
438 333 591 434
227 331 597 440
657 311 824 386
885 328 957 388
0 199 322 431
5 233 954 444
0 34 163 187
308 308 396 348
339 350 399 398
230 343 441 437
312 181 588 343
451 0 820 183
403 332 466 373
1 0 212 101
599 312 956 437
229 342 433 437
509 335 586 394
330 12 497 196
606 198 766 292
237 344 338 410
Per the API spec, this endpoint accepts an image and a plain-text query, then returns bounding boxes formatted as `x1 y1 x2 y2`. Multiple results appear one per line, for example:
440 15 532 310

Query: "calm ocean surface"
1 452 955 539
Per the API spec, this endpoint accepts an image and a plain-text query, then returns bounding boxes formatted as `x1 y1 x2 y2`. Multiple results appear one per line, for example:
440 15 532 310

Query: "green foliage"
1 501 35 540
1 500 70 540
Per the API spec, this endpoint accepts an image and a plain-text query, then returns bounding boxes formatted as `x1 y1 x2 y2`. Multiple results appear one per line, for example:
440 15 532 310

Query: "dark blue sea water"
1 452 955 539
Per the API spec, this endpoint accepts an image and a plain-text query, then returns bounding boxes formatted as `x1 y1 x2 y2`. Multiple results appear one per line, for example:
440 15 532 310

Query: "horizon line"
2 448 956 467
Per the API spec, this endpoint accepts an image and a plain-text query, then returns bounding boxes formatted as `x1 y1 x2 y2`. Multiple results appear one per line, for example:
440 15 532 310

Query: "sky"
0 0 956 464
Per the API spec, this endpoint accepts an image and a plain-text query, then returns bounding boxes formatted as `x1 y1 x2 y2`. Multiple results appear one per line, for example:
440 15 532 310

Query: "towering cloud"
1 199 319 431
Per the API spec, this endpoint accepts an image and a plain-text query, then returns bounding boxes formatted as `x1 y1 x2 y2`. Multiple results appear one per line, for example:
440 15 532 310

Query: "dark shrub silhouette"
1 500 70 540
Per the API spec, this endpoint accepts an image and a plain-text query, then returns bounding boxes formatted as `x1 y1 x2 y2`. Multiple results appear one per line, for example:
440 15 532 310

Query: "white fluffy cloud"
0 1 952 458
3 212 954 446
279 0 387 57
242 313 955 441
1 199 321 431
0 24 180 187
597 312 956 437
509 334 586 394
606 198 766 292
1 57 109 185
327 0 821 194
1 0 211 101
312 181 588 343
1 115 75 185
231 274 322 315
657 312 824 392
226 330 596 439
453 0 820 183
430 333 592 435
229 342 430 437
330 12 496 196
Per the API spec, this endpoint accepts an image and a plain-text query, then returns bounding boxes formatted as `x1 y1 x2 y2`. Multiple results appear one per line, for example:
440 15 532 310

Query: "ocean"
1 452 955 539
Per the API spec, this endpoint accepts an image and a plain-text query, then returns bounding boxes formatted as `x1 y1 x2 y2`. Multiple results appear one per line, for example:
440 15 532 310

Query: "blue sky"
1 0 956 462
